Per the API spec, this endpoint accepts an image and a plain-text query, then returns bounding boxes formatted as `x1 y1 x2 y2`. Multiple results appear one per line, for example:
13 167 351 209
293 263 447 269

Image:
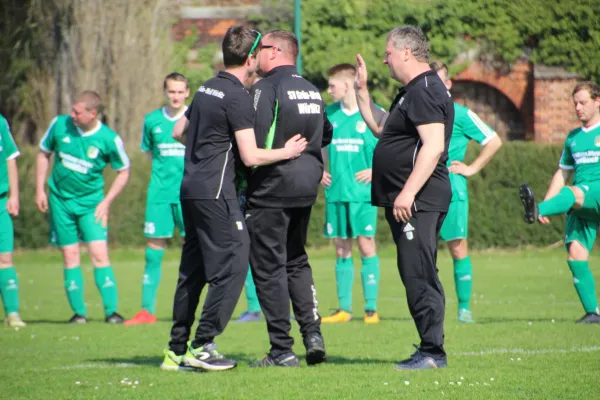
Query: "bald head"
264 30 298 62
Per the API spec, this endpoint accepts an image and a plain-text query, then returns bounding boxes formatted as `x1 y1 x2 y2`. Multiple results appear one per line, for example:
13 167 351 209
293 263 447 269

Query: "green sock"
454 256 473 311
245 267 260 313
538 187 576 217
94 266 118 316
64 267 86 316
567 260 599 314
141 247 164 314
361 255 380 311
0 267 20 314
335 257 354 313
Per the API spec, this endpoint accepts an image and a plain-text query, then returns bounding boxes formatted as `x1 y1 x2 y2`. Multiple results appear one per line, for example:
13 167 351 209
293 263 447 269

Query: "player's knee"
334 238 352 258
569 186 585 209
147 238 166 250
0 253 13 268
357 236 376 257
61 245 80 268
447 239 468 260
87 241 110 267
567 241 588 261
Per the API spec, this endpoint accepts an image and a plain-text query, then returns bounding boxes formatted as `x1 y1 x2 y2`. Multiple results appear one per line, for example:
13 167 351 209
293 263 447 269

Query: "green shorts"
0 196 14 253
324 201 377 239
565 213 598 253
439 199 469 241
48 193 107 247
144 202 185 238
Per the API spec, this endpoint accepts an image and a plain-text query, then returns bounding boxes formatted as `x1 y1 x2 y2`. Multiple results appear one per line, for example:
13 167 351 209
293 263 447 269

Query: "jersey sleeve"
39 117 58 153
140 119 152 152
227 93 255 133
406 88 447 126
559 138 574 170
463 109 497 145
108 135 131 171
0 117 19 160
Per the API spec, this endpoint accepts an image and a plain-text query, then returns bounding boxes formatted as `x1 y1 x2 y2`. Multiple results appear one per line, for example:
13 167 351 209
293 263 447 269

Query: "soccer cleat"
160 349 186 371
321 309 352 323
236 311 261 323
519 184 539 224
395 345 447 370
183 342 237 371
304 332 327 365
68 314 88 324
250 353 300 367
4 312 26 328
576 312 600 324
458 308 475 323
124 309 157 326
105 312 125 324
364 310 380 324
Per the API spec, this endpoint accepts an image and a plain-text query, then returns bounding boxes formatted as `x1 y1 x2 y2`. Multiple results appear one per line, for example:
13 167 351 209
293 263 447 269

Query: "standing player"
35 91 130 324
125 73 189 326
321 63 381 324
520 81 600 324
0 114 25 328
430 61 503 323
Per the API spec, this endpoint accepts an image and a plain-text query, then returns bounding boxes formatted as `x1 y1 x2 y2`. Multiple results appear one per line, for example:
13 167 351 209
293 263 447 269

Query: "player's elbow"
240 152 258 168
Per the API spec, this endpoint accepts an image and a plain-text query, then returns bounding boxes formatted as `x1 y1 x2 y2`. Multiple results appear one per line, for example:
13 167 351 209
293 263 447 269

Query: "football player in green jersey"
520 81 600 324
0 114 25 328
320 64 381 324
125 73 190 326
431 62 503 323
35 90 130 324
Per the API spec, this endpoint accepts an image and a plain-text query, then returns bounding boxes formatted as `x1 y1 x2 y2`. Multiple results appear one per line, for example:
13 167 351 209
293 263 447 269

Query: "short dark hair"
429 61 449 80
266 30 299 60
163 72 188 90
222 26 260 68
328 63 356 79
572 81 600 99
75 90 103 114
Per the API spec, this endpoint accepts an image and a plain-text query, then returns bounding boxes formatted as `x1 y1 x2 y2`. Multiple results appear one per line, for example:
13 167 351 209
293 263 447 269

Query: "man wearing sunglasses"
245 30 333 367
161 26 307 372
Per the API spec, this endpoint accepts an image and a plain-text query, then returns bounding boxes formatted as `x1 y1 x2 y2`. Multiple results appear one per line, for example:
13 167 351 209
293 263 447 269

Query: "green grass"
2 247 599 399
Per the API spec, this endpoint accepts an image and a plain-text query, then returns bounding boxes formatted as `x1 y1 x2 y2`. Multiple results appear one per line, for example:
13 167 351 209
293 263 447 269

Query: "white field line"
454 346 600 356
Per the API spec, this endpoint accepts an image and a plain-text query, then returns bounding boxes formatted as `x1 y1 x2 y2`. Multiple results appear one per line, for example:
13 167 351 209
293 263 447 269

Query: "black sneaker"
105 312 125 324
576 312 600 324
68 314 88 324
250 352 299 367
304 333 327 365
184 342 237 371
519 184 538 224
395 345 447 370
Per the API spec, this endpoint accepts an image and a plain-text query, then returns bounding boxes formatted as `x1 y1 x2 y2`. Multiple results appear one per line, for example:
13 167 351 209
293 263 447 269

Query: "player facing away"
520 81 600 324
0 114 25 328
431 62 503 323
35 91 130 324
124 73 190 326
321 63 381 324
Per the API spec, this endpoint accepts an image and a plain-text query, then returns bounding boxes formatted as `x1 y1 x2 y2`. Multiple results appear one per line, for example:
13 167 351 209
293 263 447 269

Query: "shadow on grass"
317 355 394 365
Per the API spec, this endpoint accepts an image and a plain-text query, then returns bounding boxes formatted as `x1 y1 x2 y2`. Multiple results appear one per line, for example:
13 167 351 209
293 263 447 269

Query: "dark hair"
265 30 299 60
222 26 260 68
572 81 600 99
328 63 356 78
163 72 188 90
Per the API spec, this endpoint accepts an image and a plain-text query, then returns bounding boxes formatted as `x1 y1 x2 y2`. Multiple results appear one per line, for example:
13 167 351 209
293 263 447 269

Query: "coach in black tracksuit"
246 30 333 367
356 26 453 370
166 27 306 372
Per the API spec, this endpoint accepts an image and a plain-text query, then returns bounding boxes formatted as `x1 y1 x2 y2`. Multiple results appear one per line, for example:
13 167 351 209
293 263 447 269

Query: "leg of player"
447 239 474 323
567 238 600 324
237 266 262 322
322 238 353 323
87 240 124 323
520 184 583 223
125 238 165 326
0 252 25 328
357 236 380 324
61 244 88 324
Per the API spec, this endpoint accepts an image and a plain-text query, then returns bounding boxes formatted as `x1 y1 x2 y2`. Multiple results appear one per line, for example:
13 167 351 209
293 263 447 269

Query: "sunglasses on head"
248 30 262 56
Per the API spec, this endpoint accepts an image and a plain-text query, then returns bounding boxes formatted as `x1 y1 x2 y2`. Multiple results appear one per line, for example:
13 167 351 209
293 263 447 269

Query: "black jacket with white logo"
247 65 333 208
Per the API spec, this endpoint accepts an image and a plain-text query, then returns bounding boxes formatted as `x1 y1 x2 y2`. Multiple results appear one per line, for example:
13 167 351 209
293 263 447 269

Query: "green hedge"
13 142 566 249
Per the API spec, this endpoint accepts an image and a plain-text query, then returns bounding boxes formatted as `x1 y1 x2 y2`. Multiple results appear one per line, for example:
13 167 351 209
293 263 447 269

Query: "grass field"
1 247 599 399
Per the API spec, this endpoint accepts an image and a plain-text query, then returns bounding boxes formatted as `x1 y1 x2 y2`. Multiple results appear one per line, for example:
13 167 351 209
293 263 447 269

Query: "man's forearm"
104 169 130 204
172 117 189 144
402 143 444 196
35 152 50 193
356 88 383 136
544 169 570 200
7 159 18 199
243 148 290 167
470 136 502 174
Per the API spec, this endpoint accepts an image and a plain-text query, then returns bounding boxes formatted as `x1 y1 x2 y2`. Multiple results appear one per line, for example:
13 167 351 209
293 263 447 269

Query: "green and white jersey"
40 115 130 204
447 103 497 201
325 102 379 203
559 121 600 185
141 107 186 204
0 114 20 197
